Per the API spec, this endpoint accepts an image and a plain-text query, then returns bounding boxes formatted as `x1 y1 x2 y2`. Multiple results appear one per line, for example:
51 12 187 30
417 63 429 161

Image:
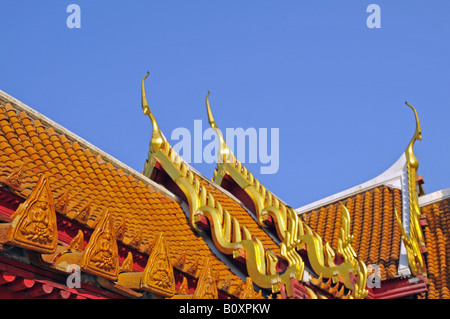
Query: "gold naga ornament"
205 92 368 298
394 102 427 277
140 73 367 298
140 73 303 296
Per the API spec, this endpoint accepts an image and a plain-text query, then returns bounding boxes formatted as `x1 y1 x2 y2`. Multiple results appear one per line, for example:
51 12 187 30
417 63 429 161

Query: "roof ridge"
296 154 406 214
419 187 450 207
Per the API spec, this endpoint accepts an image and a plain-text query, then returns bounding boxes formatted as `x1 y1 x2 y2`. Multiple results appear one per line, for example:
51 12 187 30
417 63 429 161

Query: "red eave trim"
0 255 125 299
0 188 22 221
0 186 152 273
366 275 428 299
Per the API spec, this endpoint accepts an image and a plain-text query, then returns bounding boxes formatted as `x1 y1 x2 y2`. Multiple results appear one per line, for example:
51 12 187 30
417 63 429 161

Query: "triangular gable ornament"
4 164 23 190
2 173 58 254
120 251 134 273
79 210 119 281
54 190 70 214
141 232 176 297
178 276 190 295
193 258 218 299
239 277 256 299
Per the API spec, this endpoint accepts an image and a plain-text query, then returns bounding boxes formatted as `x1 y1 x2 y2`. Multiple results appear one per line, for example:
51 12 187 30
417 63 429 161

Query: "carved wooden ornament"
6 173 58 254
79 210 119 281
141 232 176 297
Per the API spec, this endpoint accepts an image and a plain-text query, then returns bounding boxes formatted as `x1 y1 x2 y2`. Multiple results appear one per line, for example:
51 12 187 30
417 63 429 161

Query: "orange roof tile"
420 197 450 299
300 185 403 281
0 101 244 292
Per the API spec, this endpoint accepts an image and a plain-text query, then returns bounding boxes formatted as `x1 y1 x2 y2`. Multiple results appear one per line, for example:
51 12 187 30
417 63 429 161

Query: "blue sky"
1 1 449 208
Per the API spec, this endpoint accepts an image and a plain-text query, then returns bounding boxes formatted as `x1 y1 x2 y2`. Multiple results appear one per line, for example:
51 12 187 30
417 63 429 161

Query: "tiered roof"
140 74 369 299
0 92 247 298
296 102 447 298
0 77 448 300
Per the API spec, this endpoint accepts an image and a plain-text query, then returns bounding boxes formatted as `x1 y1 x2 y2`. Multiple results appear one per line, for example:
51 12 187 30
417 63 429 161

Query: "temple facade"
0 75 447 299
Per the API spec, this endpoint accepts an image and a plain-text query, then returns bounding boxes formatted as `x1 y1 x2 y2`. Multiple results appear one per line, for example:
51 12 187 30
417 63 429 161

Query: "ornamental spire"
404 101 422 170
142 72 166 153
205 91 233 163
400 101 426 276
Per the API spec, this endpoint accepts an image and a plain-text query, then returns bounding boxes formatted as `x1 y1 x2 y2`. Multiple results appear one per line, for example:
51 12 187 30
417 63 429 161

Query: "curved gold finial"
205 91 231 163
401 101 426 276
405 101 421 170
405 101 422 140
206 91 217 129
141 72 165 153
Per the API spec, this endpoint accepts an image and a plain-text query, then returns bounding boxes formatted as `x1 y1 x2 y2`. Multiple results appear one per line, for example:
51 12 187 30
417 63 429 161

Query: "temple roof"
295 154 407 281
0 82 447 299
294 102 436 298
299 185 403 281
140 75 370 299
0 90 246 297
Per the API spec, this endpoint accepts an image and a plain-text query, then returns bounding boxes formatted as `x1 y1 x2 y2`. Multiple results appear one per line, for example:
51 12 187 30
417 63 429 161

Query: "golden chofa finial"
141 72 165 153
206 91 217 129
205 91 232 163
405 101 422 170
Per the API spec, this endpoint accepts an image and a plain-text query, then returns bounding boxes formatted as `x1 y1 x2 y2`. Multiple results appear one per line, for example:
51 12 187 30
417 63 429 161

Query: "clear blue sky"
1 1 449 208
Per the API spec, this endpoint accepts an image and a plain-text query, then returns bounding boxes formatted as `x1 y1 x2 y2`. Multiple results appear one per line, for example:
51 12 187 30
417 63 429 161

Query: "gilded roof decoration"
0 99 245 292
193 258 218 299
205 92 368 298
396 102 426 276
301 186 403 281
0 173 58 254
239 277 261 299
0 77 446 300
120 252 134 273
71 200 92 224
54 190 70 214
177 276 190 295
140 73 294 295
79 210 119 281
140 232 176 297
4 164 23 191
67 229 84 252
